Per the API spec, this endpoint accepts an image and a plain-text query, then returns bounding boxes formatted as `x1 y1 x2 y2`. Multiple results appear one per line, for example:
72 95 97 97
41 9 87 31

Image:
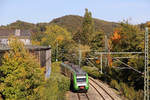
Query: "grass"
39 62 70 100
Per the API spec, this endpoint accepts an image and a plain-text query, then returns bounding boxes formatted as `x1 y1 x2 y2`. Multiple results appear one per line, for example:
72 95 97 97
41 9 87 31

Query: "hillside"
0 15 121 34
50 15 120 34
0 20 35 30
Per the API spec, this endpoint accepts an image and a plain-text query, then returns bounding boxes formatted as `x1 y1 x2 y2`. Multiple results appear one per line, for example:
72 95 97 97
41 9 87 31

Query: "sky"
0 0 150 25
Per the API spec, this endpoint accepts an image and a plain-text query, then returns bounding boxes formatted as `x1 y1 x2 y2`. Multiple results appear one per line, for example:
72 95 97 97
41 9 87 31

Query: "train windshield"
77 78 86 82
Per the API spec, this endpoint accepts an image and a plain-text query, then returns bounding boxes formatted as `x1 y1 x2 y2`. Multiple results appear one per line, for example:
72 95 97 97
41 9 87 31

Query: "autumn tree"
0 38 44 100
41 25 71 61
108 21 145 91
111 21 142 52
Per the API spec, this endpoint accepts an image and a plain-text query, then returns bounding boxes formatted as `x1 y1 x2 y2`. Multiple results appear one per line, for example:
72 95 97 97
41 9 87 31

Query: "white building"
0 29 31 45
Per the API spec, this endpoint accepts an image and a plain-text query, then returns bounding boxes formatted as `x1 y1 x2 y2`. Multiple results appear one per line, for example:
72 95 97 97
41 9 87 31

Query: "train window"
77 78 86 82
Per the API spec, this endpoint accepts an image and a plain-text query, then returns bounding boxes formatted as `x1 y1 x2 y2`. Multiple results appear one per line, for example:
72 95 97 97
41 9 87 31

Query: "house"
0 29 31 45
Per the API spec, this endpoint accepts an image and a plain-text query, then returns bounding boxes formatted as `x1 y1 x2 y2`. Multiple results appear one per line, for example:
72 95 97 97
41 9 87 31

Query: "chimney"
15 29 20 36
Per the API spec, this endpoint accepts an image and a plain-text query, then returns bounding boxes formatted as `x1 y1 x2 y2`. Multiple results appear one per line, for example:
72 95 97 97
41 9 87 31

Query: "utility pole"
144 27 149 100
105 35 108 68
79 49 82 68
100 54 103 74
78 40 82 67
56 41 58 61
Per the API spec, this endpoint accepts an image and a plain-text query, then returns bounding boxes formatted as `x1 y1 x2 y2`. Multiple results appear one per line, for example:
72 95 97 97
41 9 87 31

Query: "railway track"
68 77 121 100
77 93 89 100
89 77 115 100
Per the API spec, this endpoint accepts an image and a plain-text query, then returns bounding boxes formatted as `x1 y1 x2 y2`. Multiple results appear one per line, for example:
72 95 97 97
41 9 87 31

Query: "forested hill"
0 15 120 34
50 15 120 34
0 20 35 30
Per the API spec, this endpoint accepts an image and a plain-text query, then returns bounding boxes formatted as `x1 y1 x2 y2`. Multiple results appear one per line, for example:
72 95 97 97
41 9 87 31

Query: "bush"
82 66 100 78
0 38 44 100
135 90 144 100
99 73 111 83
110 80 120 91
110 81 144 100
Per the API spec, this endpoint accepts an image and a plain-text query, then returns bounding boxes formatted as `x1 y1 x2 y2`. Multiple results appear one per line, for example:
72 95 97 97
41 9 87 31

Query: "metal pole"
79 50 81 67
100 54 103 74
78 40 82 68
105 35 108 67
144 27 149 100
56 41 58 61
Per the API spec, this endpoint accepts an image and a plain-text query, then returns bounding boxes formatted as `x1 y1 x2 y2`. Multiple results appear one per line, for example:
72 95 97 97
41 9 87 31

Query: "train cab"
76 74 88 90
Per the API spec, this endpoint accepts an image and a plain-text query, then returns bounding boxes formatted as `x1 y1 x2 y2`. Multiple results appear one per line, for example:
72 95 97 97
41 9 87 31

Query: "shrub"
110 80 120 91
82 66 100 78
99 73 111 83
115 82 144 100
0 38 44 100
135 90 144 100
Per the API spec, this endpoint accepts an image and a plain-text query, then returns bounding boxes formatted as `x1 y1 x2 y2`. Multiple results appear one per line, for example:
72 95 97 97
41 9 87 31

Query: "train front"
73 73 89 92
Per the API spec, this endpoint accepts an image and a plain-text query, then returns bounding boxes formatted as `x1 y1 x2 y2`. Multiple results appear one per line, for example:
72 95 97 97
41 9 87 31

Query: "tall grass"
39 62 70 100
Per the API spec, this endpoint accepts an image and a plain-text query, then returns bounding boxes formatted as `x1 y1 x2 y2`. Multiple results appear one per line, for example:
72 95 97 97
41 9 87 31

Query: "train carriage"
60 62 89 92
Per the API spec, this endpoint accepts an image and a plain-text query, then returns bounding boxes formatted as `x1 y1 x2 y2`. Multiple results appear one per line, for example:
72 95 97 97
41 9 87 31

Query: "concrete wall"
32 49 51 78
45 49 51 78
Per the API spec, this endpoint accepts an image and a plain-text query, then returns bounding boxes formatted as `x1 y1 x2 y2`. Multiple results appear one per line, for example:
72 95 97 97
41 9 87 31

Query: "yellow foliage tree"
0 37 44 100
42 25 71 48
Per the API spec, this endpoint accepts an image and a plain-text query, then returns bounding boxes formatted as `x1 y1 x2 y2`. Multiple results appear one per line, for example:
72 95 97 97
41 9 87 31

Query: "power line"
95 52 144 55
113 58 144 75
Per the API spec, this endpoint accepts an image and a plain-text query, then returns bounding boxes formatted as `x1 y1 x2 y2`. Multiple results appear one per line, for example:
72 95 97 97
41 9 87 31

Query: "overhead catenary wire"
113 58 144 75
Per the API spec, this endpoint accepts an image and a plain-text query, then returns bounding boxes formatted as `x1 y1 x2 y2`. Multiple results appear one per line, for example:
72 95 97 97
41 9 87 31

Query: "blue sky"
0 0 149 25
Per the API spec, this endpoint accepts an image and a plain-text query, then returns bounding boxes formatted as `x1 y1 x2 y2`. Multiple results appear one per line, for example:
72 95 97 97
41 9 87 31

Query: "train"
60 62 89 92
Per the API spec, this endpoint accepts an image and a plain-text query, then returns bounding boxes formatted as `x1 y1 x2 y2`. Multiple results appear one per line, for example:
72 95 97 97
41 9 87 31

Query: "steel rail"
89 77 115 100
89 82 105 100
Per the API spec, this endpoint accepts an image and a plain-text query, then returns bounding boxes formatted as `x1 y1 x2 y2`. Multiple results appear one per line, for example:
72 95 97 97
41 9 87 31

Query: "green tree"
90 30 105 51
0 38 44 100
73 8 94 45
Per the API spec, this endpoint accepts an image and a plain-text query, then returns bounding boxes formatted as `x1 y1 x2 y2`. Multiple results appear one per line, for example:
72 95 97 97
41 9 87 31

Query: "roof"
0 29 31 37
0 44 51 52
70 64 87 75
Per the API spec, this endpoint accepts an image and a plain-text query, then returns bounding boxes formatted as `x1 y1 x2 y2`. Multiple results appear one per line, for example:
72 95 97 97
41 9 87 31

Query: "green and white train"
61 62 89 92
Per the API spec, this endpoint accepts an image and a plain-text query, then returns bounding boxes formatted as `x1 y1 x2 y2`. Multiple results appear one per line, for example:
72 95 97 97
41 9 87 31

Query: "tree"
90 30 105 51
0 38 44 100
41 25 71 47
111 21 142 52
41 25 71 61
82 8 94 45
73 8 94 45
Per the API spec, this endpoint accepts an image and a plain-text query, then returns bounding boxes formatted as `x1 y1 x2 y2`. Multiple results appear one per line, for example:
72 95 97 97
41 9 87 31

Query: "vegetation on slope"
50 15 120 34
39 62 70 100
